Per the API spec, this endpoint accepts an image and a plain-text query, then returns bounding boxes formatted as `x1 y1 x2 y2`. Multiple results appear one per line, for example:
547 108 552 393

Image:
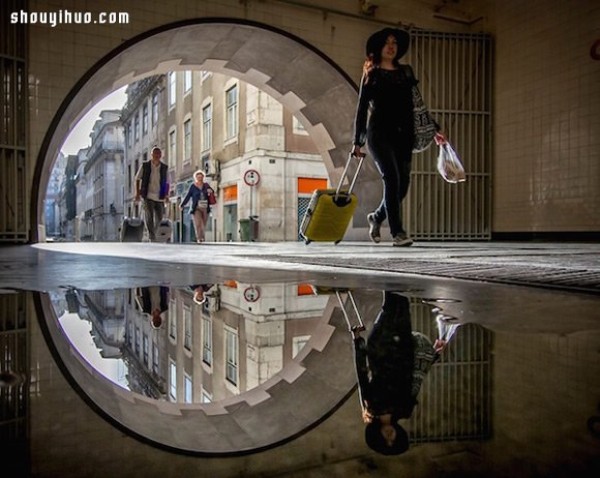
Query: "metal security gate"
408 300 493 442
1 0 28 243
405 31 492 240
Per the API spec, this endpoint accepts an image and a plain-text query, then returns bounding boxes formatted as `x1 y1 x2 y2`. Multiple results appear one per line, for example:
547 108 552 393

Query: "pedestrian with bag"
134 146 169 242
180 170 216 243
351 291 458 455
352 28 446 247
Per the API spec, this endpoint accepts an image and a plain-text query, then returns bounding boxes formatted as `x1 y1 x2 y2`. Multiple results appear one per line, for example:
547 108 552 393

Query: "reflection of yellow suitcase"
300 153 365 244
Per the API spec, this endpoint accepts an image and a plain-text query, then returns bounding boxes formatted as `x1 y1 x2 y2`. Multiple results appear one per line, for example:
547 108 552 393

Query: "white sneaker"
392 233 413 247
367 213 381 243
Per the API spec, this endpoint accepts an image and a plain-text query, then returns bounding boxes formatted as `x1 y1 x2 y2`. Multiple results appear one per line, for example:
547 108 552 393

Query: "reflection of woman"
180 170 214 243
352 291 455 455
352 28 445 247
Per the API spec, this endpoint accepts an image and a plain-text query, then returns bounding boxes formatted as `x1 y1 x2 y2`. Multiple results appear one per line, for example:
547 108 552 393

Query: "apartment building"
75 110 125 241
121 76 168 221
166 70 328 242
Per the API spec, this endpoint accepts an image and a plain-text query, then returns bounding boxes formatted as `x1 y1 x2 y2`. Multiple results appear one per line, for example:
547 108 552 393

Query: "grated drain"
261 256 600 295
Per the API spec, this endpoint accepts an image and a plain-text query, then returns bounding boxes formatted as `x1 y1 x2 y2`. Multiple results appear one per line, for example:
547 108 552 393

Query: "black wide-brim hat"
366 28 410 59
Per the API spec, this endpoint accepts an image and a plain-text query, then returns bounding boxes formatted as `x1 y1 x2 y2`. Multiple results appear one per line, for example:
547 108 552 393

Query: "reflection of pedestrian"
352 291 458 455
352 28 445 247
136 286 169 329
180 170 215 243
189 283 214 305
134 147 169 242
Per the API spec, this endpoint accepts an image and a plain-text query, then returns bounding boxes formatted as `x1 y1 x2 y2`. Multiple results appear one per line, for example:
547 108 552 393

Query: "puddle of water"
1 275 599 474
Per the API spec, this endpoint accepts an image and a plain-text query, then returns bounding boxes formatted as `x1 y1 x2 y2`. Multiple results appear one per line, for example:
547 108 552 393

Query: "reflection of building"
77 290 127 359
166 282 328 404
167 71 328 243
123 288 168 399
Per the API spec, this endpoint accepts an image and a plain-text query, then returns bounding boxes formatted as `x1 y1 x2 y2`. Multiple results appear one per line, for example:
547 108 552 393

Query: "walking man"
134 146 169 242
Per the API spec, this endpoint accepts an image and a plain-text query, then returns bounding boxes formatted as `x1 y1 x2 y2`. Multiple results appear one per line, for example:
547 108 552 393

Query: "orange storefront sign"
298 177 327 194
223 184 238 202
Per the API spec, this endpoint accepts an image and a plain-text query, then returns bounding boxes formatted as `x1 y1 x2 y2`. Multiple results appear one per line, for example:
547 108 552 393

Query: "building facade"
75 110 125 241
166 71 328 243
121 75 168 222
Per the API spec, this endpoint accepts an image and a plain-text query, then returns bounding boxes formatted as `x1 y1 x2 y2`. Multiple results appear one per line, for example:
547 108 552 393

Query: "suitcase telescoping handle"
335 290 365 333
334 153 365 202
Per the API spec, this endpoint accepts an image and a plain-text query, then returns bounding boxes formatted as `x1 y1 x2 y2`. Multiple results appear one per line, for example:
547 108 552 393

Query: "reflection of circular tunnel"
34 288 361 455
33 19 376 242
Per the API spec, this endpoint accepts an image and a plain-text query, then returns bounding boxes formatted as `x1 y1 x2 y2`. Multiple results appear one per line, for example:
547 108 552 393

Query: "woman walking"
352 28 445 246
180 170 215 243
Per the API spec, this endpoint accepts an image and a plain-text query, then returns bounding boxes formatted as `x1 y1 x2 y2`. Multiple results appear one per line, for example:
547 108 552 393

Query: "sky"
59 310 129 390
60 86 127 156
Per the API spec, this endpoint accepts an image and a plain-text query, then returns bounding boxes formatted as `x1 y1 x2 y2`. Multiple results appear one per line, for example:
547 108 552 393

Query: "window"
169 361 177 401
293 116 308 135
169 299 177 340
168 72 176 107
135 327 140 355
225 84 238 140
225 326 239 386
142 103 148 135
152 343 159 375
293 335 311 358
202 103 212 151
201 387 212 404
184 374 193 403
127 122 132 147
151 92 158 126
183 306 192 351
201 70 211 82
183 119 192 162
168 129 176 169
143 334 149 365
202 318 212 366
184 71 192 93
134 113 139 142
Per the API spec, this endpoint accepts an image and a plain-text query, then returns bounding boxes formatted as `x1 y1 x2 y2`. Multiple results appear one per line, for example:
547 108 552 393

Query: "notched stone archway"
35 19 383 242
31 18 390 455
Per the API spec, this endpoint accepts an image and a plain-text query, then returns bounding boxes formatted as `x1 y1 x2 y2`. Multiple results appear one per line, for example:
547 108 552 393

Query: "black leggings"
368 129 413 236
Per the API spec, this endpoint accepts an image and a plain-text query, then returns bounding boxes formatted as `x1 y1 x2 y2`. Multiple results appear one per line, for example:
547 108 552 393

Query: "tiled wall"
27 0 492 240
25 1 600 236
493 0 600 232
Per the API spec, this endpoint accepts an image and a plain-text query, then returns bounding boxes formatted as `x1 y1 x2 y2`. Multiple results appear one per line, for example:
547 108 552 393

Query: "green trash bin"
239 218 250 242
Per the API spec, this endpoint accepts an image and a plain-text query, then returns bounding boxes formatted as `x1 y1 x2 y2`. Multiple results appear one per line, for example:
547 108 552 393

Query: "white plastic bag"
437 142 466 183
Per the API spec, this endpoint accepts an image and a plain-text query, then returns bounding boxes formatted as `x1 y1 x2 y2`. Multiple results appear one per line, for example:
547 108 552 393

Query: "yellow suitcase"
300 153 365 244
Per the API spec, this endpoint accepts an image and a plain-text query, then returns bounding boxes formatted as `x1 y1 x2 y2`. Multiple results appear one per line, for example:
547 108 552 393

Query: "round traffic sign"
244 169 260 186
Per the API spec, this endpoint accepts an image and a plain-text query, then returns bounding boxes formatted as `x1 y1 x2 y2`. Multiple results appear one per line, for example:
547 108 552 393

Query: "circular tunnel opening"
34 18 364 243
